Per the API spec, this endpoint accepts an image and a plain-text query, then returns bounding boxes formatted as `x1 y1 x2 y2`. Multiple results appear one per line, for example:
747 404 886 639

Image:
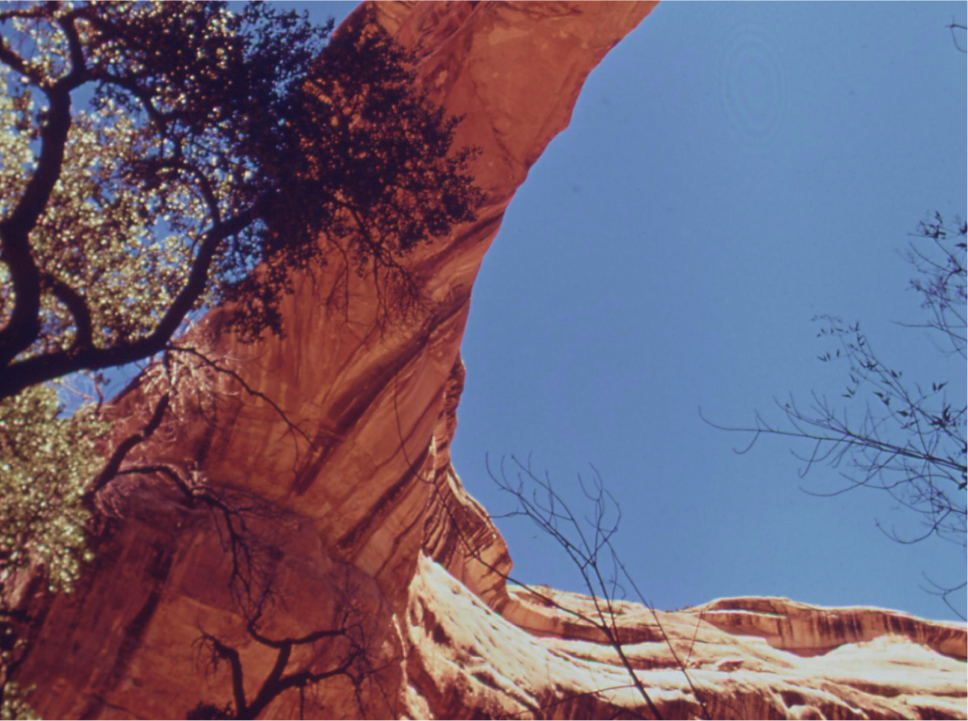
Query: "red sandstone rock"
13 3 966 719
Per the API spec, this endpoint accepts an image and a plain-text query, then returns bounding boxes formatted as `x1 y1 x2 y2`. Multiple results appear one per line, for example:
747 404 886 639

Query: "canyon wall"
13 2 966 719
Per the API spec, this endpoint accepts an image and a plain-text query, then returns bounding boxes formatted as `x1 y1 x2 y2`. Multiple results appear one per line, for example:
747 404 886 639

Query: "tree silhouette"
487 454 713 720
0 1 481 400
0 4 482 714
189 601 382 720
703 213 967 618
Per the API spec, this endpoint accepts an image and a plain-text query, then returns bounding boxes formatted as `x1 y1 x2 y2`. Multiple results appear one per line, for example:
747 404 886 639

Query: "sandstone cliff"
13 2 966 719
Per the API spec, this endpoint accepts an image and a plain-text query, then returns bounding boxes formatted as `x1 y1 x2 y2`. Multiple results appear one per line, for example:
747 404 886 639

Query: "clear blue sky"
449 2 967 622
265 3 968 621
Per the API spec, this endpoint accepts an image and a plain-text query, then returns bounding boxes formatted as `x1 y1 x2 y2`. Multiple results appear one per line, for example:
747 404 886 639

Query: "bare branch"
702 216 967 616
84 392 169 501
165 344 316 452
488 454 713 720
948 20 967 53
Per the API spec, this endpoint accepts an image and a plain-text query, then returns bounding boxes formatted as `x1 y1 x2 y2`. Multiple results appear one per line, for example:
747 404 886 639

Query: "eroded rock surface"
14 2 966 719
410 557 966 720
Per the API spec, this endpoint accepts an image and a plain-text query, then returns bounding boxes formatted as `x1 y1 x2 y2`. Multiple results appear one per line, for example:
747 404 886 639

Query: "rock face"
409 561 966 719
13 2 966 719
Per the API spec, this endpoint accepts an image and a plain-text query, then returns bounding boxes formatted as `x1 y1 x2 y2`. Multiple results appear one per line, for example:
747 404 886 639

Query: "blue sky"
242 3 967 621
447 2 967 622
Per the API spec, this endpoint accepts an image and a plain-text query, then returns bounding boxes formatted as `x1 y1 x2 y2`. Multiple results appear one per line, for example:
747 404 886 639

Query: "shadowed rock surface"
13 2 966 719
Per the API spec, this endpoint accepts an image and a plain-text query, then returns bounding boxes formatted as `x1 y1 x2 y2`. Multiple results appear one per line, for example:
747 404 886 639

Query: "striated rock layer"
14 2 966 719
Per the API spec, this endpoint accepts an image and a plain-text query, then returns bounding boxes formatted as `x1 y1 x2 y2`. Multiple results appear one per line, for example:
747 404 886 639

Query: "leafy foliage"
0 0 481 586
0 681 37 721
0 1 482 399
0 383 105 594
0 3 482 713
0 382 105 719
185 701 234 720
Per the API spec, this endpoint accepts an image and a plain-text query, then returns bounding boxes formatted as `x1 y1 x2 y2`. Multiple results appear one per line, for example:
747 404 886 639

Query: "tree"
703 214 967 619
0 1 480 400
188 596 384 720
486 454 712 720
0 0 482 578
0 2 482 714
87 390 389 720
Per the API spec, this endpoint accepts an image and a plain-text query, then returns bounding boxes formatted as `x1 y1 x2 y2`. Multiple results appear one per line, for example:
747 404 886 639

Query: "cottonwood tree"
0 0 481 582
0 1 481 714
703 214 967 619
0 2 480 399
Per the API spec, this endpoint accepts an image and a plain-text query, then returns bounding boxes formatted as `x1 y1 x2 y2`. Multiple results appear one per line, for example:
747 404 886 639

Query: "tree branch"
0 86 73 367
165 344 316 452
201 633 247 718
43 273 94 351
56 13 88 88
84 392 169 503
1 199 266 400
